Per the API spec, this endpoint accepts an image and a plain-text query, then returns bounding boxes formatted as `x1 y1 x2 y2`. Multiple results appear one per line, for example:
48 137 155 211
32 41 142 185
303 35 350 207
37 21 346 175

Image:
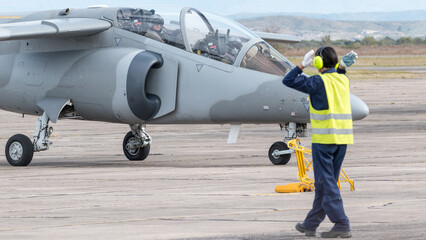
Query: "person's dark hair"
316 46 338 68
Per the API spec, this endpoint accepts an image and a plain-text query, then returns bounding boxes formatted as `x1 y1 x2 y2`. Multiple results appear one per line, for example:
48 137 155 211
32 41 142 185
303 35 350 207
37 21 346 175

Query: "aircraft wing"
0 18 112 41
254 31 300 44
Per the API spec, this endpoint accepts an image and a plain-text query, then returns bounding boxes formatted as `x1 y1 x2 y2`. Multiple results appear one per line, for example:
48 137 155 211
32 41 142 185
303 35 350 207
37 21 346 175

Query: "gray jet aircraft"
0 6 369 166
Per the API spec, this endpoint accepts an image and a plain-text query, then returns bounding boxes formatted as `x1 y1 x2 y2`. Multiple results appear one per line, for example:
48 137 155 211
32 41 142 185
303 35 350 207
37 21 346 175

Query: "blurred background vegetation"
286 35 426 50
273 35 426 57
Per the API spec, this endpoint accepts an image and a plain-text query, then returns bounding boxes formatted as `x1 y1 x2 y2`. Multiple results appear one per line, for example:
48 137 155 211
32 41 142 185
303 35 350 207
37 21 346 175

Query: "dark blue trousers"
303 143 350 232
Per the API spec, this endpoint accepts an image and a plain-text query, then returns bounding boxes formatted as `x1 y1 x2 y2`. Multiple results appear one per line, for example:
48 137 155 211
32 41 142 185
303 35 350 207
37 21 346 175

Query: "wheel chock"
274 139 354 193
275 182 313 193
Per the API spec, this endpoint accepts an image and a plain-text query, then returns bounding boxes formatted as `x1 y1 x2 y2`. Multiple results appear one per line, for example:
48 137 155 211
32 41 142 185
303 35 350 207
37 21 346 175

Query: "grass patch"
346 70 421 80
300 68 421 80
355 56 426 67
286 56 426 67
281 45 426 57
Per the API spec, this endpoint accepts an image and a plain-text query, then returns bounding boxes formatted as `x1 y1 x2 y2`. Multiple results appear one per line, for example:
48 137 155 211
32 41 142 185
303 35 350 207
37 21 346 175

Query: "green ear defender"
313 47 325 69
313 56 323 69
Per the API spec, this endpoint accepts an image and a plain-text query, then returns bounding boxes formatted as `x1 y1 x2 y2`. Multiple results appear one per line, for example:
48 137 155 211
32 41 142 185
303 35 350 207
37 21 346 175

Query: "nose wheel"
268 122 307 165
123 131 150 161
122 124 151 161
268 141 291 165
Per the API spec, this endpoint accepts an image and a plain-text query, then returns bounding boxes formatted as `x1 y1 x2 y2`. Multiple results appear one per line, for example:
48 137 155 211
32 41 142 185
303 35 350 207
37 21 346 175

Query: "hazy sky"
1 0 426 15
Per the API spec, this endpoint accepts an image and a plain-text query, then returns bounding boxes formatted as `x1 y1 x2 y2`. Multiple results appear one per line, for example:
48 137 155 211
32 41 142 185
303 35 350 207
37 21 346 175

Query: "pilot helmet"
147 14 164 32
228 37 243 49
228 37 243 56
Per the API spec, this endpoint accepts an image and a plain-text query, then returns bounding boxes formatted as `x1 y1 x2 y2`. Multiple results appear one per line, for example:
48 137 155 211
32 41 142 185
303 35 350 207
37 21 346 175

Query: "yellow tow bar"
275 139 355 193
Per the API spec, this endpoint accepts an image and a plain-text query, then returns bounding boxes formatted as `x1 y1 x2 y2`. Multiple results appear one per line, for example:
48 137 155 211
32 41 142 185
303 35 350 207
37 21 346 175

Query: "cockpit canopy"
116 7 292 76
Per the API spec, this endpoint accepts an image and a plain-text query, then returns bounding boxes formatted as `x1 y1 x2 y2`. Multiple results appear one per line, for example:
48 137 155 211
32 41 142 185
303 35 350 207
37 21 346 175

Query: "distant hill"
230 10 426 22
237 15 426 40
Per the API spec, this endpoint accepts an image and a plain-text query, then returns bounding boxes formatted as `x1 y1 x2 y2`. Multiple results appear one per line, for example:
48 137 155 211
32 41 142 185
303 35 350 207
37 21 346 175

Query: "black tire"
123 131 150 161
5 134 34 166
268 141 291 165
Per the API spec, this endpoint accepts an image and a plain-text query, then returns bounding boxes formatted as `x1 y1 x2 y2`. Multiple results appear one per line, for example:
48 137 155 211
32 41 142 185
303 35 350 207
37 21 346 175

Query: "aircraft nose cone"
350 94 369 120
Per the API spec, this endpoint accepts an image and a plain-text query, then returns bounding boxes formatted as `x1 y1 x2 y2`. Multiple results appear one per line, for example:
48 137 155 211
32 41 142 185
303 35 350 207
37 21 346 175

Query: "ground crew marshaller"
282 47 358 238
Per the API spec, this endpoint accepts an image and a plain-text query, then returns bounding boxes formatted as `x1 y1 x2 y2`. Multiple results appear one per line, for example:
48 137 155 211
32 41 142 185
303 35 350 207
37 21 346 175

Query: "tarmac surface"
0 68 425 239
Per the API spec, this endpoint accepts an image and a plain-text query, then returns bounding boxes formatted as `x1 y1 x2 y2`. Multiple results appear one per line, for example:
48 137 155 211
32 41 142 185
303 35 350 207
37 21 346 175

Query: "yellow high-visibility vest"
310 72 354 144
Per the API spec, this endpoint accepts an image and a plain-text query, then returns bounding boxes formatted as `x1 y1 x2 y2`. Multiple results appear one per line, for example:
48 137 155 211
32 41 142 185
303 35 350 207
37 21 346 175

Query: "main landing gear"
122 124 151 161
5 112 53 166
5 117 153 166
268 122 307 165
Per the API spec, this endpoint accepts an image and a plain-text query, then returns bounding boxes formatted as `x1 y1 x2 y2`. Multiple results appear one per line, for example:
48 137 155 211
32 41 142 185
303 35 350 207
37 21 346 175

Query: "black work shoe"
295 222 316 237
321 230 352 238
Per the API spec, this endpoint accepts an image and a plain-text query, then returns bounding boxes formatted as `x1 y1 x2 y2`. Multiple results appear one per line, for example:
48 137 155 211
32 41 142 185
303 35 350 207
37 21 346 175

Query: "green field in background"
300 68 421 80
286 56 426 67
285 55 424 80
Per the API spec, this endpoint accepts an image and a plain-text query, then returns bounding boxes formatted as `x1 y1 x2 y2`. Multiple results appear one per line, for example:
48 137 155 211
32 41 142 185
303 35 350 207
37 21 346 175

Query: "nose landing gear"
268 141 291 165
123 124 151 161
268 122 307 165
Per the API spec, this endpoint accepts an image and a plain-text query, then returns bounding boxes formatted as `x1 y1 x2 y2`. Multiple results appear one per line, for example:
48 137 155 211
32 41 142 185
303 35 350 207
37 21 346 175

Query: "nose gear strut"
122 124 152 161
268 122 307 165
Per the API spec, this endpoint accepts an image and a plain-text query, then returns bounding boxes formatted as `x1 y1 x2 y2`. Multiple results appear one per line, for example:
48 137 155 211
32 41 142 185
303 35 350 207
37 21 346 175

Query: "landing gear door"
145 55 178 119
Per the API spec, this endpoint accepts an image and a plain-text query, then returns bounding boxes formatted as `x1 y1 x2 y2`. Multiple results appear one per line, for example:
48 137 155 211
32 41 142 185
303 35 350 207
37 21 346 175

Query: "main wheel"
123 131 150 161
5 134 34 166
268 141 291 165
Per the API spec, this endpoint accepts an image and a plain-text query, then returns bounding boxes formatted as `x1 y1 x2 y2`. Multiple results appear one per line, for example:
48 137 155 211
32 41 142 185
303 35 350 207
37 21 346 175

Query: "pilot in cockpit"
144 14 165 42
225 36 243 62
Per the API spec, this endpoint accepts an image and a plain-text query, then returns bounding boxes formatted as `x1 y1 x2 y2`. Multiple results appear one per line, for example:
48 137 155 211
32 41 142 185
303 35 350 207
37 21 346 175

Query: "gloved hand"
301 49 314 68
340 50 358 68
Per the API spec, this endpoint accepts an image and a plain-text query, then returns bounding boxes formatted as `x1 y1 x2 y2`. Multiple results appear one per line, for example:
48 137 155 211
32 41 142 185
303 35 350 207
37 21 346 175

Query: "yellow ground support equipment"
275 139 354 193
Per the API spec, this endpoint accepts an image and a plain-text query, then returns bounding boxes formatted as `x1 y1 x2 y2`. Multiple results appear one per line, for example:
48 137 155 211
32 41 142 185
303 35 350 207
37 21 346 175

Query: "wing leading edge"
0 18 112 41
